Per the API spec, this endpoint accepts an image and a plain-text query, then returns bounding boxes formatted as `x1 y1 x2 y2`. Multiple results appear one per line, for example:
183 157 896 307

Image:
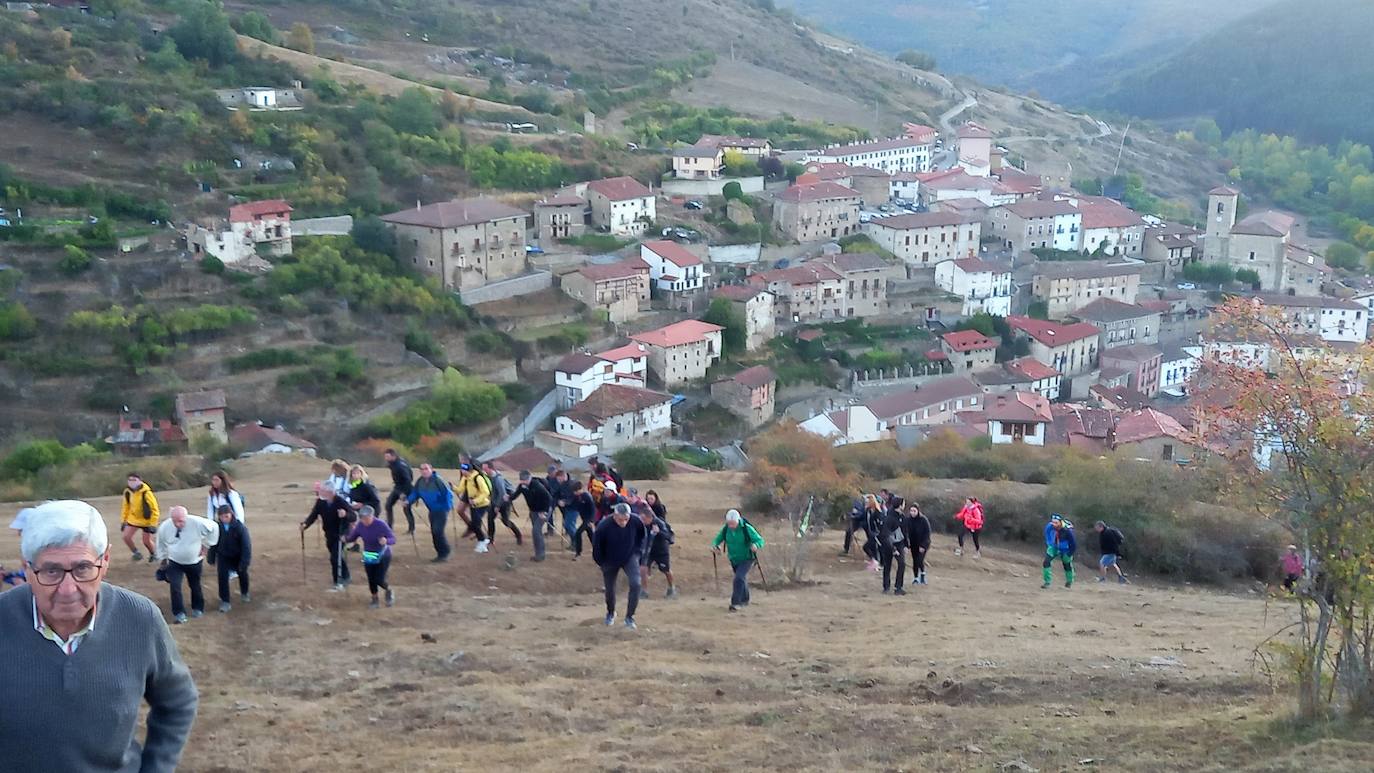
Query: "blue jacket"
1044 521 1076 555
408 473 454 512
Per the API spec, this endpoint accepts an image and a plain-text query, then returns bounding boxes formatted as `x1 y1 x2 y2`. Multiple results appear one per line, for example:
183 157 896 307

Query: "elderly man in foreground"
0 499 199 772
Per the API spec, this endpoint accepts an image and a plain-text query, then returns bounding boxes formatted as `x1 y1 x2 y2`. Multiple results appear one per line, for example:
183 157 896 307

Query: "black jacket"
592 517 646 567
303 496 353 540
649 500 668 521
349 481 382 515
546 475 571 506
905 513 932 549
1099 526 1125 556
878 510 906 549
208 519 252 568
642 515 674 557
512 477 553 512
388 457 414 492
570 491 596 522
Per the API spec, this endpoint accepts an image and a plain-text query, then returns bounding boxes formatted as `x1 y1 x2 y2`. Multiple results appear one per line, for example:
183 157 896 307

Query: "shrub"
367 369 506 444
1 439 71 480
228 347 307 372
200 255 225 275
615 446 669 480
662 445 724 470
466 330 512 357
404 323 444 363
499 382 534 404
430 437 466 468
0 302 37 340
58 245 93 276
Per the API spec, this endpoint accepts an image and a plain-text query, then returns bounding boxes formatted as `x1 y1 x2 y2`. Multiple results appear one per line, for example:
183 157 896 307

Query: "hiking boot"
385 589 395 607
882 587 891 594
241 593 251 603
1065 580 1073 589
728 606 738 612
368 597 380 609
190 609 204 619
625 618 637 631
148 555 158 564
173 613 188 624
894 588 907 596
130 550 143 562
218 602 231 613
1118 575 1129 585
918 573 927 585
431 555 449 563
604 613 615 626
953 548 963 557
1040 582 1051 589
666 587 678 599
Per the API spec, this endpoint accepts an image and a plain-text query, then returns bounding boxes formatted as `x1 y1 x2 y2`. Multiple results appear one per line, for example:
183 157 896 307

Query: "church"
1202 187 1329 296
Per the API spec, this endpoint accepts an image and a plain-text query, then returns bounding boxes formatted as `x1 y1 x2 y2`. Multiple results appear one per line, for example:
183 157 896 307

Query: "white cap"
605 482 617 492
725 509 741 524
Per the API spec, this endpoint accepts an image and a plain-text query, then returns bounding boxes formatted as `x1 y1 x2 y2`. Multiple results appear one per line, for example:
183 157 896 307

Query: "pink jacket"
1281 552 1304 576
956 501 985 531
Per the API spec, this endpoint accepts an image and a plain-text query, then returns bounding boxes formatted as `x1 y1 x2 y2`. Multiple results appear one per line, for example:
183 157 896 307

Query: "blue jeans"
731 559 753 607
530 511 547 559
561 507 578 540
601 561 641 619
429 509 451 559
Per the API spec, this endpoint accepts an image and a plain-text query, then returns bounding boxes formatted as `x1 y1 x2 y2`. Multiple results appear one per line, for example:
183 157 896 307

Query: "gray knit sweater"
0 583 199 772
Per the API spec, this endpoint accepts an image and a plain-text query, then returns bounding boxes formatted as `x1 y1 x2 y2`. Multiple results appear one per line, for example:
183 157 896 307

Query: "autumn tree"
1197 298 1374 719
440 88 463 121
287 23 315 55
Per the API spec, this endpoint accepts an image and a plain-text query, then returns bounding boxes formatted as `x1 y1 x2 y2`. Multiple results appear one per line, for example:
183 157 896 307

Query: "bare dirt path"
1 456 1360 772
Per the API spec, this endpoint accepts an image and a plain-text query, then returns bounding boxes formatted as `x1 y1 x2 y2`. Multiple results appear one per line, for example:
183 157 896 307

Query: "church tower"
1203 186 1239 262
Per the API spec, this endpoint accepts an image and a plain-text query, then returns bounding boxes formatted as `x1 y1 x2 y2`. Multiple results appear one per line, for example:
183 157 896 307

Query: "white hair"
725 509 741 524
19 500 108 564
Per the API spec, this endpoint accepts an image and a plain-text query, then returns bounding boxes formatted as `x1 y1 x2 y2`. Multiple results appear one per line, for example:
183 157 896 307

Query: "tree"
58 245 92 276
895 49 936 70
287 22 314 55
1198 299 1374 720
1235 268 1261 288
169 0 238 67
703 297 746 355
1182 261 1235 285
232 11 278 43
440 88 464 121
1028 300 1049 320
388 87 440 136
721 180 745 201
722 150 757 177
954 312 998 338
1325 242 1363 271
614 447 668 480
351 215 396 256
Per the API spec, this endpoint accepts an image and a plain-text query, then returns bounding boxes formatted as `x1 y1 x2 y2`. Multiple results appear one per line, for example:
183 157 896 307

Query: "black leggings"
910 543 928 577
574 518 595 556
364 553 391 595
958 527 981 550
880 545 906 590
488 502 522 543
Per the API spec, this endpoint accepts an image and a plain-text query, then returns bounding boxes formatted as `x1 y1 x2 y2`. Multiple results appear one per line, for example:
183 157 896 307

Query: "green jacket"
712 522 765 565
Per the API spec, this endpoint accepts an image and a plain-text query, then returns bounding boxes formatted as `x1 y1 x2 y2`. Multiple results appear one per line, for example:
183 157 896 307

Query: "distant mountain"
1089 0 1374 147
777 0 1271 93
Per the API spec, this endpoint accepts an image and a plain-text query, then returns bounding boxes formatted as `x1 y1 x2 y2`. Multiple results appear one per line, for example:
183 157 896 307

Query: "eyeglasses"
29 562 103 586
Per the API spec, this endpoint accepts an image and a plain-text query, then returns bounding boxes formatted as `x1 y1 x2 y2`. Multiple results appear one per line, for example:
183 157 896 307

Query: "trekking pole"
753 551 771 593
299 529 307 583
409 528 419 559
711 549 720 592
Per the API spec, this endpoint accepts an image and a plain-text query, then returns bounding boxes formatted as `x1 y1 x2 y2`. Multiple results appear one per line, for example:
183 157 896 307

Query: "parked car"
684 200 704 210
1176 282 1197 290
525 245 545 255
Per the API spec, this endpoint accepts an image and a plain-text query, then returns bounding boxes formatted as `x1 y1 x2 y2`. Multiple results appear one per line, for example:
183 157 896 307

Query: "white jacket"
155 516 218 565
207 490 245 522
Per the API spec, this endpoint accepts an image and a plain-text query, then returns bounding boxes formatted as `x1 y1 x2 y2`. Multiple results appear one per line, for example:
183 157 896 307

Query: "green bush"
466 330 512 357
1 439 71 480
430 438 466 468
277 348 369 397
200 255 225 275
0 302 37 340
663 445 724 470
228 348 307 372
499 382 534 404
58 245 93 276
615 446 669 480
404 323 444 363
367 369 506 444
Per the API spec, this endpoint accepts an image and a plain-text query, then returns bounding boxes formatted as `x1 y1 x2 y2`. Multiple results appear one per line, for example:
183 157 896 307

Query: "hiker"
590 455 625 492
345 506 396 609
206 470 245 522
155 506 218 624
842 494 879 562
568 481 597 560
645 489 668 522
876 500 907 595
407 463 455 563
4 505 37 584
325 459 352 501
2 500 198 772
303 482 354 587
1281 545 1304 592
1041 514 1077 589
455 461 492 554
638 503 677 599
712 509 765 612
595 482 624 524
347 465 382 521
547 466 575 543
954 496 984 558
482 461 524 547
905 503 932 586
593 502 647 630
510 470 553 561
208 504 251 612
1094 521 1128 585
383 448 416 533
119 472 160 563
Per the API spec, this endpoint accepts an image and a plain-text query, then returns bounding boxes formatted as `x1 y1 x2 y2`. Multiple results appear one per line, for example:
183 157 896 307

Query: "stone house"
747 263 846 323
629 320 724 387
532 192 588 244
815 252 905 319
772 182 861 243
990 199 1082 254
583 176 655 237
710 365 776 428
1070 297 1161 349
542 383 674 457
672 145 724 180
713 285 776 351
382 198 528 290
560 258 650 323
697 134 772 158
863 211 981 271
940 329 998 374
185 199 293 264
1031 261 1143 319
176 389 227 444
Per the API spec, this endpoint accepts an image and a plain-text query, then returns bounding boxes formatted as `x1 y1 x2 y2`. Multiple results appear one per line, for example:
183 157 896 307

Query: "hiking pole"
711 549 720 592
299 529 307 583
409 527 419 559
753 551 771 593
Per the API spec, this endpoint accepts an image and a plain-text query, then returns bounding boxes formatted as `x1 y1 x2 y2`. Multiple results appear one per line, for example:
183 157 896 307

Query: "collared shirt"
156 515 219 565
32 596 97 655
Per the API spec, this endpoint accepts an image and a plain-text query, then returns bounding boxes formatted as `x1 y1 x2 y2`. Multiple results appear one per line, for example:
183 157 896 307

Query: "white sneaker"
954 548 963 557
475 540 490 554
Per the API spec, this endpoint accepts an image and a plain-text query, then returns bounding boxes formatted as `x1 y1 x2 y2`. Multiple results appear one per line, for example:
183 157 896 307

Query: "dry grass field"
2 456 1370 772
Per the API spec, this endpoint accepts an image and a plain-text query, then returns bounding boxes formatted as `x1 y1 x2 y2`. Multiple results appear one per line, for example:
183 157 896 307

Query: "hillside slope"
1091 0 1374 146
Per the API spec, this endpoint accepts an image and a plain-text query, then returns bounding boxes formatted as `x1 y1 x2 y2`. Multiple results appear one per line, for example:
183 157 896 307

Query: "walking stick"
753 551 771 593
410 528 419 559
299 529 307 583
711 549 720 592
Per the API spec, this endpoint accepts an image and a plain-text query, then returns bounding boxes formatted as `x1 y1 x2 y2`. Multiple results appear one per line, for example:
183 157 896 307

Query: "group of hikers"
842 491 1131 593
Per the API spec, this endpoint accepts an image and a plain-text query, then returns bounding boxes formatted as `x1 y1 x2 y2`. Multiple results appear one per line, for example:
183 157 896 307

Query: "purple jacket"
346 519 396 556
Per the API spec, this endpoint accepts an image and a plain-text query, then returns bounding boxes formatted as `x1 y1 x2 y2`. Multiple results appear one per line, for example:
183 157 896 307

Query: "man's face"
384 452 396 463
1094 524 1104 533
127 476 141 490
170 509 188 529
613 512 630 527
31 543 106 629
640 511 653 525
420 464 434 479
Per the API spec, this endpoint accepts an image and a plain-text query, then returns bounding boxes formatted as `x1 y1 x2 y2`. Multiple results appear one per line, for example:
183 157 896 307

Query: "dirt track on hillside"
1 456 1365 772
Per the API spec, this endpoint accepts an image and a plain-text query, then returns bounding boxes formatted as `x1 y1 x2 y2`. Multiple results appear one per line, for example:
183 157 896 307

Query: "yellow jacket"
456 472 491 508
121 484 160 528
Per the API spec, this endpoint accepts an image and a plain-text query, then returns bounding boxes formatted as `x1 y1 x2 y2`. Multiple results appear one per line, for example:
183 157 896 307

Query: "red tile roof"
983 391 1052 423
723 365 776 389
176 389 226 413
1007 316 1101 346
863 376 982 421
1006 357 1059 380
642 240 703 268
775 182 860 203
1101 343 1163 364
562 384 672 425
630 319 724 348
1209 185 1240 196
229 199 292 223
903 123 938 142
585 176 652 201
749 264 843 286
714 284 767 302
1232 210 1296 237
1113 408 1191 445
869 211 971 230
957 122 994 139
537 192 586 207
796 329 824 342
942 329 996 353
487 447 557 475
596 342 649 363
1077 200 1144 230
1072 298 1155 323
229 423 316 452
576 258 649 282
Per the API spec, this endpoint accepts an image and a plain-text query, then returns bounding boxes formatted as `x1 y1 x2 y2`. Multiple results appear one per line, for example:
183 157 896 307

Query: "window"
1162 444 1174 461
